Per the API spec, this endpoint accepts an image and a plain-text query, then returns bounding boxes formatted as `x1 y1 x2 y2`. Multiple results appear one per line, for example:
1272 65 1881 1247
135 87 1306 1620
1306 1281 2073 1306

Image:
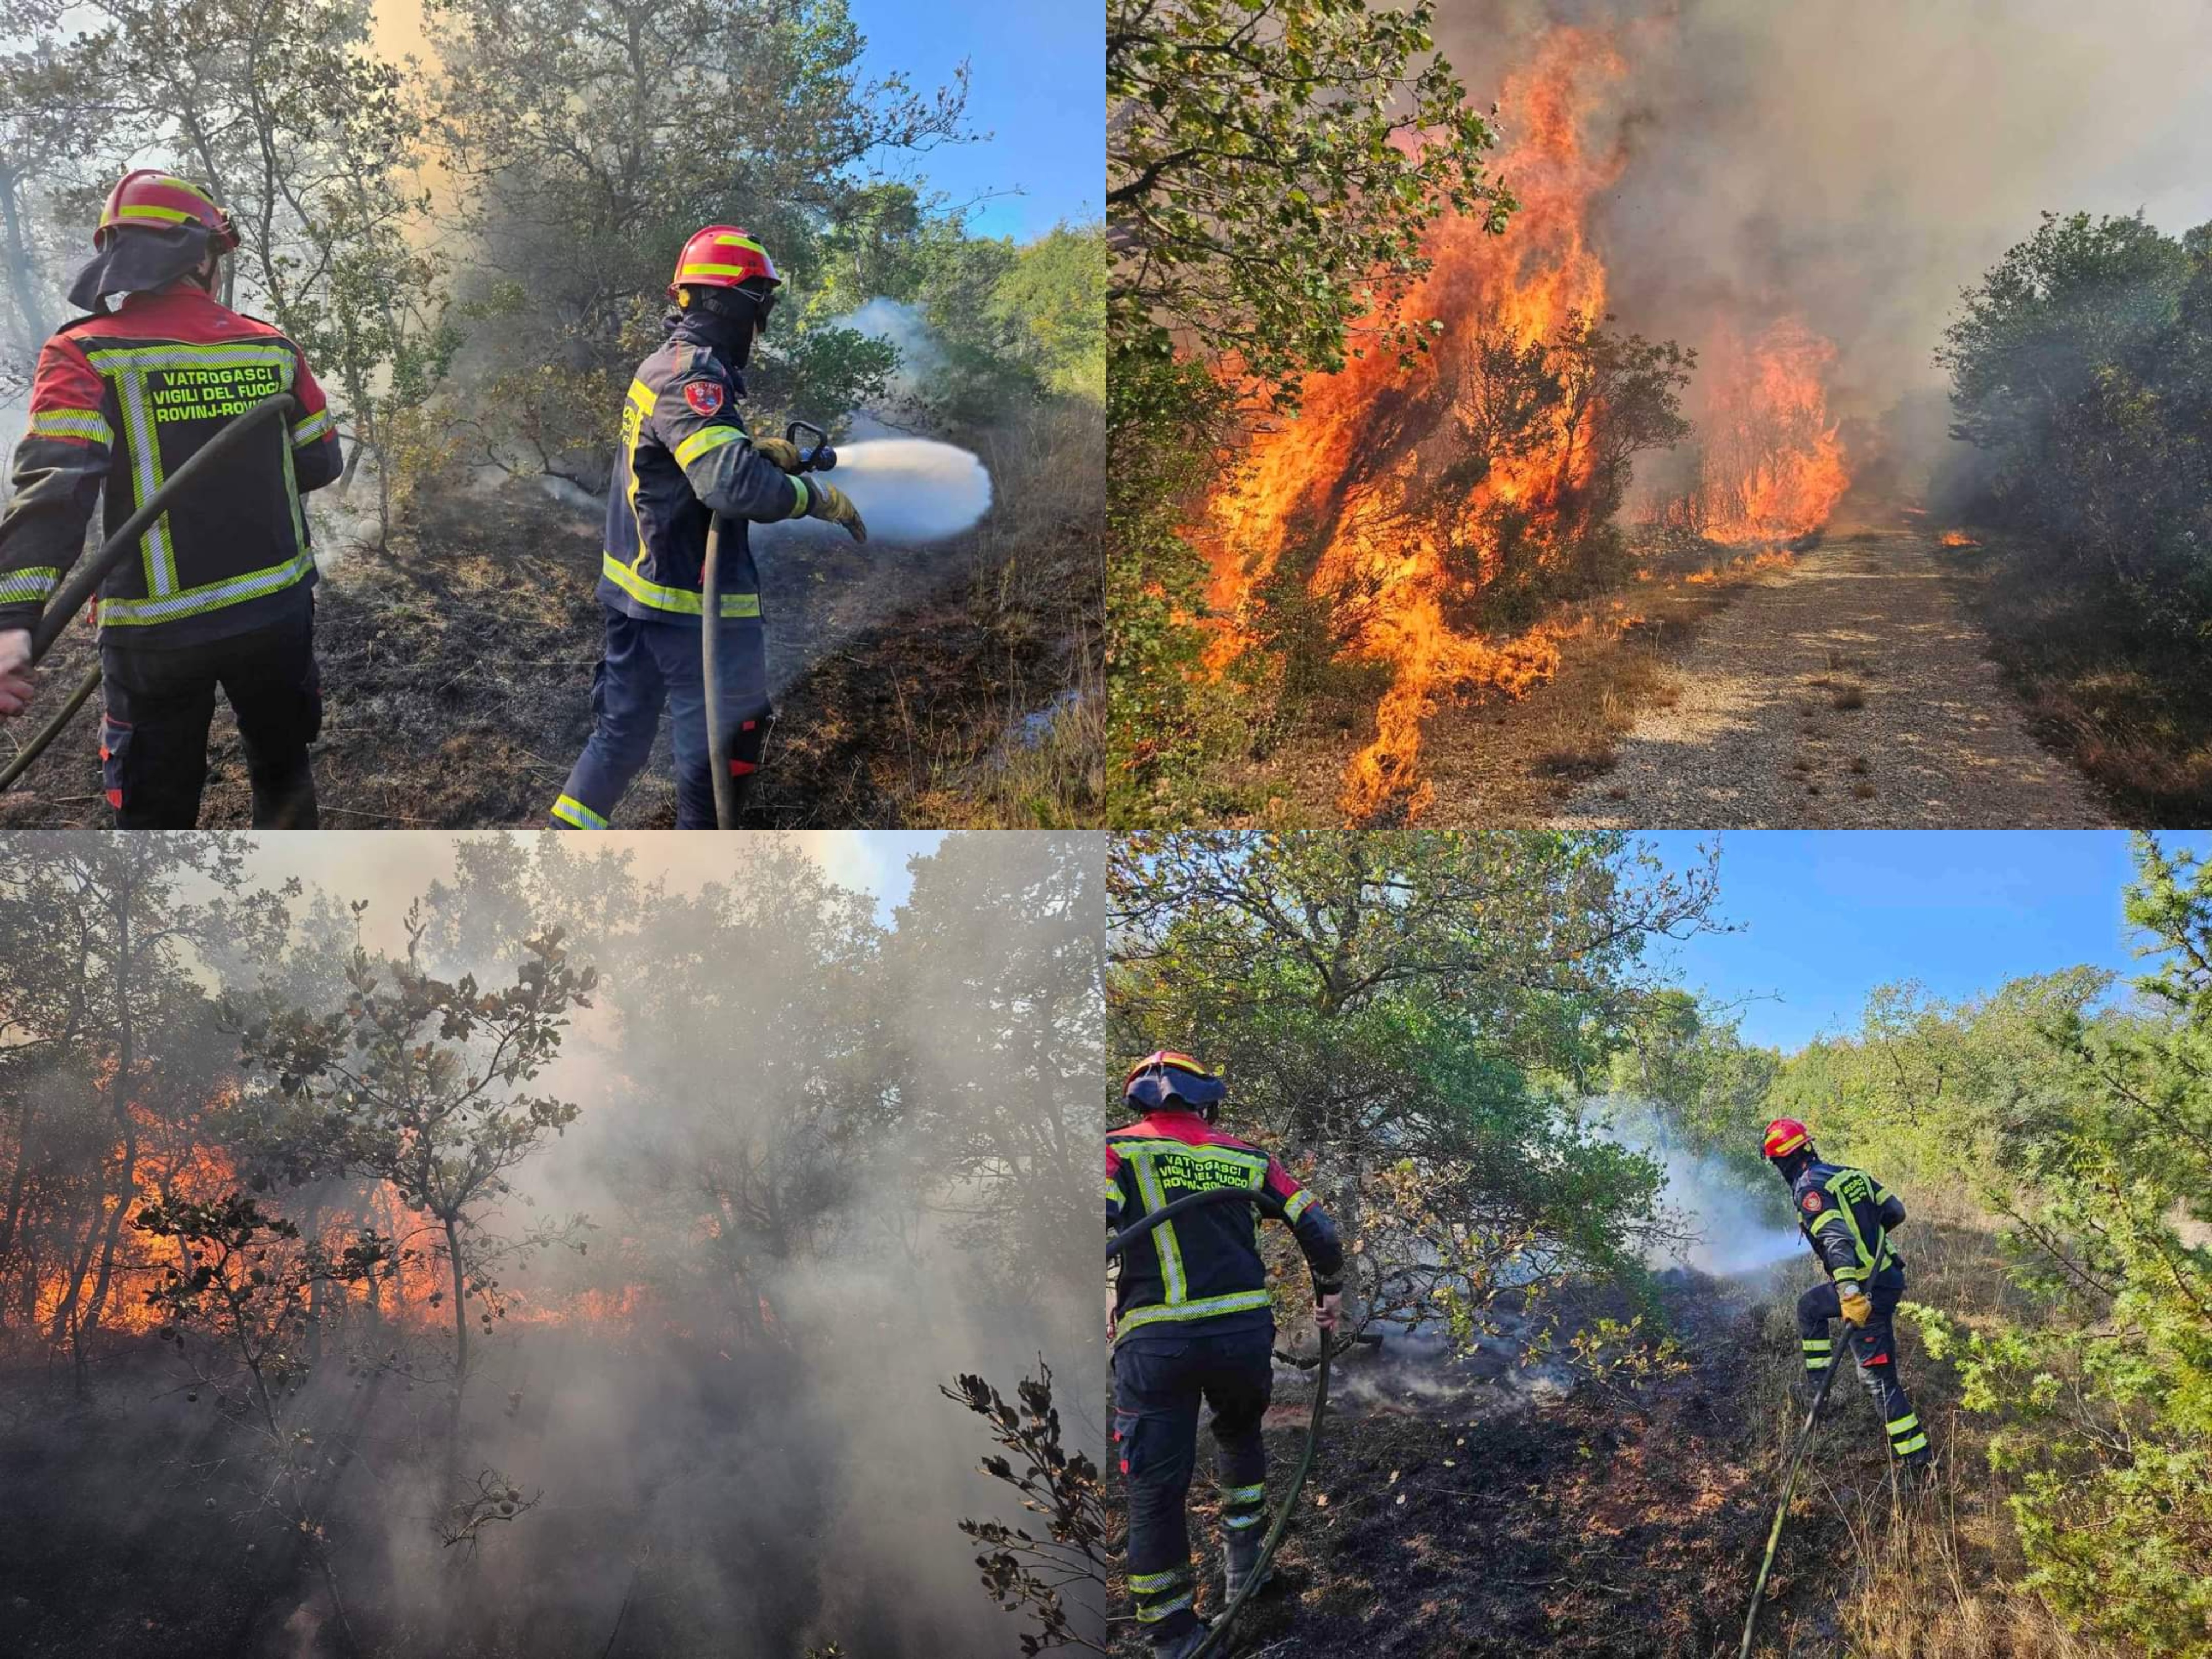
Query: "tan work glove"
753 435 802 472
802 478 867 544
1314 1290 1342 1333
1837 1284 1873 1327
0 628 35 718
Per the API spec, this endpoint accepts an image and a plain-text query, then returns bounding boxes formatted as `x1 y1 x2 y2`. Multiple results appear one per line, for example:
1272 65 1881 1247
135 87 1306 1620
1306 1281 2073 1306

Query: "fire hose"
0 393 299 795
701 418 836 828
1106 1186 1337 1659
1738 1222 1886 1659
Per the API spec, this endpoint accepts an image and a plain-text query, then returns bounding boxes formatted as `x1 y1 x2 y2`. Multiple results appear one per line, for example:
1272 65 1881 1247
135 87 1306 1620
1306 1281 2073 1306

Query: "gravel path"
1553 533 2116 828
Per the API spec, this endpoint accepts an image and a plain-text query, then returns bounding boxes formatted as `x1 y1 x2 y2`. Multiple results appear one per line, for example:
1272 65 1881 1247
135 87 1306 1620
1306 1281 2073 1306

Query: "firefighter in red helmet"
548 225 866 830
0 170 343 826
1764 1117 1933 1479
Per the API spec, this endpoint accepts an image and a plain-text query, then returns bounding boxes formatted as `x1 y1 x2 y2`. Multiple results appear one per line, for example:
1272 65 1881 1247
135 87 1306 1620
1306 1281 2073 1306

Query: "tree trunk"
78 888 139 1366
0 160 50 353
443 1214 468 1458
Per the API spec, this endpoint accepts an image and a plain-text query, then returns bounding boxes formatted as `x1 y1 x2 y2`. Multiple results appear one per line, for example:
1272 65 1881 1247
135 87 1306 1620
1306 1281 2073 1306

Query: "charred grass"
0 399 1102 829
1106 1226 2111 1658
1940 535 2212 826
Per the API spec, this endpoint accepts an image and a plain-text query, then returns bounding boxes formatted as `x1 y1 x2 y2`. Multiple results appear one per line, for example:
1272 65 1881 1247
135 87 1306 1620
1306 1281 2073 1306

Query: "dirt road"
1553 533 2115 828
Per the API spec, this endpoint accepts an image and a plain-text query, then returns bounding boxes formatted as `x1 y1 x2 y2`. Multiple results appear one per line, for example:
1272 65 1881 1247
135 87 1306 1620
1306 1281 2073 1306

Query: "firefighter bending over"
1109 1052 1345 1658
549 225 865 830
1764 1117 1934 1480
0 171 343 827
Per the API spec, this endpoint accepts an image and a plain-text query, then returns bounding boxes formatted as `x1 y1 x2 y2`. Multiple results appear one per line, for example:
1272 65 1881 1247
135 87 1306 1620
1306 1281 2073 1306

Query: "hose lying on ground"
1 394 299 795
1739 1222 1887 1659
1108 1186 1337 1659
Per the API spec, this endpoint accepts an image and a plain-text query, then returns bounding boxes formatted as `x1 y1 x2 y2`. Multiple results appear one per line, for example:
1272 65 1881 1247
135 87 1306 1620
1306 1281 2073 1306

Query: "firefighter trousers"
1797 1271 1931 1464
1113 1322 1274 1645
97 601 321 829
550 608 771 830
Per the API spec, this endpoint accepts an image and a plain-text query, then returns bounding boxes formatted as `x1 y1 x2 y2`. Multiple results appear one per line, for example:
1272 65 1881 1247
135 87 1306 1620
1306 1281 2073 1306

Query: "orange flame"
1664 317 1850 542
1939 529 1977 547
1199 29 1627 818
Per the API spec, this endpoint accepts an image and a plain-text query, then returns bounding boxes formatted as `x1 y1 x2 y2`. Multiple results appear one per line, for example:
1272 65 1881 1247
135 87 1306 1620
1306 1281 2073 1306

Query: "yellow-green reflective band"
1135 1593 1194 1623
1111 1138 1270 1174
674 424 744 467
551 794 607 829
1220 1483 1264 1506
1283 1189 1313 1222
1115 1289 1274 1334
1804 1358 1830 1370
290 410 331 444
626 378 656 416
1887 1413 1919 1434
712 234 768 254
28 409 112 445
1129 1566 1191 1595
678 262 764 280
1802 1338 1832 1351
0 567 61 604
599 551 760 618
1895 1432 1928 1455
114 203 196 225
97 551 311 627
788 475 810 516
1106 1178 1124 1206
1225 1510 1266 1530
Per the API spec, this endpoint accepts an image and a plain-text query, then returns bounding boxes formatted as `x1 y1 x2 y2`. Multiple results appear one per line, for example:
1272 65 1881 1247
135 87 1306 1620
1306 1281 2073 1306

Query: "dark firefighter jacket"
1793 1159 1907 1284
1107 1110 1345 1343
0 284 341 649
599 311 813 624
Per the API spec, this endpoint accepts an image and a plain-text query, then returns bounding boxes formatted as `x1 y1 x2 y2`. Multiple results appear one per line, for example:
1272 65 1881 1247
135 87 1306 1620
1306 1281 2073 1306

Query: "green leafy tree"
1109 830 1724 1338
1938 210 2212 629
1108 0 1511 403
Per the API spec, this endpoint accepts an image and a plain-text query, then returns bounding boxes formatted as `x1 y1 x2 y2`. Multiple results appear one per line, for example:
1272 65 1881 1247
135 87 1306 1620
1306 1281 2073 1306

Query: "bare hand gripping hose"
0 393 298 794
1107 1186 1336 1659
1739 1223 1886 1659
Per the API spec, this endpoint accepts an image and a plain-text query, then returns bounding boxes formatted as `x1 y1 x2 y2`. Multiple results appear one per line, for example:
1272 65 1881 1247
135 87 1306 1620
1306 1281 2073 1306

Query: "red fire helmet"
1762 1117 1813 1160
94 170 239 253
667 226 781 301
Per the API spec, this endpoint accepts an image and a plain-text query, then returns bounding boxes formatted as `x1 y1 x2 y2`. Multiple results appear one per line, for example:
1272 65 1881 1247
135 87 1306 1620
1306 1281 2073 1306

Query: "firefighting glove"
1314 1290 1343 1333
0 628 34 718
753 435 803 472
1837 1285 1873 1327
802 478 868 544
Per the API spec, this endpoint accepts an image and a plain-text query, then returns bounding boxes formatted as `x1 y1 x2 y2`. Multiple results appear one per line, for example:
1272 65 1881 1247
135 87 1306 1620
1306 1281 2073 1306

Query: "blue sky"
1639 831 2211 1053
846 0 1102 241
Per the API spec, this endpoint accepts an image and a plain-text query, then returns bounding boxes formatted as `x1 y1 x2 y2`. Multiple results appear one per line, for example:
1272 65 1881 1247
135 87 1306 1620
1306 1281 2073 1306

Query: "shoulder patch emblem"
1801 1190 1824 1213
683 379 726 417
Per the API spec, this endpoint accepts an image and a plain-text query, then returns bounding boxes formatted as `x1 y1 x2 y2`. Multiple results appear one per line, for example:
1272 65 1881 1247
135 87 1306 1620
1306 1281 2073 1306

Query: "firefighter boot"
1152 1619 1212 1659
1224 1526 1269 1604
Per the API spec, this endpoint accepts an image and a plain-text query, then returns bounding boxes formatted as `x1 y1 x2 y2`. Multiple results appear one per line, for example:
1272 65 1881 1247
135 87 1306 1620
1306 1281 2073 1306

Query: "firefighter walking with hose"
1764 1117 1934 1480
547 225 865 831
0 171 343 827
1109 1052 1345 1658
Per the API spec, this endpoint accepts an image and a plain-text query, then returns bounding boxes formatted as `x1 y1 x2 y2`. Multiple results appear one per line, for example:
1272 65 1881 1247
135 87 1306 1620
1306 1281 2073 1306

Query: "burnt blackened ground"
0 416 1101 829
1107 1269 1922 1658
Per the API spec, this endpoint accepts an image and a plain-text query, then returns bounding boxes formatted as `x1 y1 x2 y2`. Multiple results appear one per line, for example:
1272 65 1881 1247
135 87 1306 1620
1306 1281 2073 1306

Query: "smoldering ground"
0 830 1104 1658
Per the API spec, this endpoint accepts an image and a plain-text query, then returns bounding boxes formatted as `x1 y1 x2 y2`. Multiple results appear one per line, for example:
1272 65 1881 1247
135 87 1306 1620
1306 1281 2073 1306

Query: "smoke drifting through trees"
1439 0 2212 505
0 830 1103 1657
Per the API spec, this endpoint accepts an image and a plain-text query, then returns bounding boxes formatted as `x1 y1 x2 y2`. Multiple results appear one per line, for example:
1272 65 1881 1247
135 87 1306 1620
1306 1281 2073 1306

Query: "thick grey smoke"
1597 1099 1802 1276
1435 0 2212 499
136 831 1101 1657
